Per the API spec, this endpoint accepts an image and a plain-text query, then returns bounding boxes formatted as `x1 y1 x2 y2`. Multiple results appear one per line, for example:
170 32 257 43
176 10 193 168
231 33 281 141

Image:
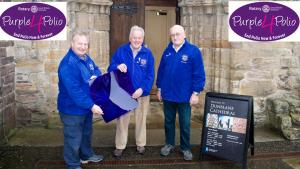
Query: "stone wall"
179 0 300 139
12 0 112 126
0 41 15 141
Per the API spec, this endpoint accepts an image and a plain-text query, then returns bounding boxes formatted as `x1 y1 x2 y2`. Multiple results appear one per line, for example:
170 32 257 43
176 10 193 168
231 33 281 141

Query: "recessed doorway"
145 6 176 96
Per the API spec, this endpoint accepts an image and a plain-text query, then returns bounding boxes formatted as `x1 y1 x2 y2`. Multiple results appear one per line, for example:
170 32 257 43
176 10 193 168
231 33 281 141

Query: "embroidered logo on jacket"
89 64 94 70
140 59 147 66
181 55 189 63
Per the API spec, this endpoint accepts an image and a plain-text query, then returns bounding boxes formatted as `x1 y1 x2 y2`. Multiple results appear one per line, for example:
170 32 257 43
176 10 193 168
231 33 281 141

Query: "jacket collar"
124 43 148 54
68 48 90 62
167 39 189 52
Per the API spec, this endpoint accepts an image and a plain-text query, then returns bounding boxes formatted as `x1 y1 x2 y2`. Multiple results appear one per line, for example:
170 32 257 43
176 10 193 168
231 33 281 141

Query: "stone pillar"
178 0 230 117
68 0 112 71
14 0 113 127
0 41 15 141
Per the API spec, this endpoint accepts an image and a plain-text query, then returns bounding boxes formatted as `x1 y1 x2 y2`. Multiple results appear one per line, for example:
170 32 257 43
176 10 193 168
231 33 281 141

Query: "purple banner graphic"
0 2 66 40
229 1 300 42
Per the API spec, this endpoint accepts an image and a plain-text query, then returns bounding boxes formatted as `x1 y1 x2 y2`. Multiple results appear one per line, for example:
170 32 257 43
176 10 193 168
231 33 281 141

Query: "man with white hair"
156 25 206 161
108 25 155 158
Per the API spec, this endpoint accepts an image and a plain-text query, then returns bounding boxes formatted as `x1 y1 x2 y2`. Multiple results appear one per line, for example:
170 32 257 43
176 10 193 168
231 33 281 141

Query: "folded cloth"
90 70 138 123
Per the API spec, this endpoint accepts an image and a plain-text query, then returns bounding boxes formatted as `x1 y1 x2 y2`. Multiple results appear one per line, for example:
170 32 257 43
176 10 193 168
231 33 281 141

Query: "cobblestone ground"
1 141 300 169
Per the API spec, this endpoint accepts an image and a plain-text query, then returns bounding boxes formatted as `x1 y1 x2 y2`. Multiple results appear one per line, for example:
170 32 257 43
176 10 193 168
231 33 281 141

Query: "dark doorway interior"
109 0 145 57
109 0 178 57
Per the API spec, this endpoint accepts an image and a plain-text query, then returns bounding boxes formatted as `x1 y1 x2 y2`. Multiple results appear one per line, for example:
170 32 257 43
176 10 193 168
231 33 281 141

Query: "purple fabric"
114 70 136 95
90 70 136 123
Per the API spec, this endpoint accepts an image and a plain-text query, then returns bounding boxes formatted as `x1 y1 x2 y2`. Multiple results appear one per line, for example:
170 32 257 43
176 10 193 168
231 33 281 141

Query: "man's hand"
117 63 127 73
132 88 143 99
90 75 97 80
91 104 104 115
157 90 162 102
89 75 97 86
189 93 199 105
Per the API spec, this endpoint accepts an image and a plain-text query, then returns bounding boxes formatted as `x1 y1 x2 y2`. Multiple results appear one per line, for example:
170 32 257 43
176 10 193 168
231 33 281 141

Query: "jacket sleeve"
140 51 155 93
59 64 94 110
156 49 167 89
107 48 121 72
192 47 206 92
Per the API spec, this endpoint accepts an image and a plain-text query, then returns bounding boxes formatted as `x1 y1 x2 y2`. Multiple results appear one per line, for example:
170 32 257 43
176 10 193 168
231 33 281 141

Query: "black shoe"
113 149 124 158
137 146 145 154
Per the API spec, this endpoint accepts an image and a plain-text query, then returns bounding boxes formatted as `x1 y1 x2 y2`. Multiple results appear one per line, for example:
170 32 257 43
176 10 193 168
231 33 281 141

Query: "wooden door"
110 0 145 56
145 6 176 96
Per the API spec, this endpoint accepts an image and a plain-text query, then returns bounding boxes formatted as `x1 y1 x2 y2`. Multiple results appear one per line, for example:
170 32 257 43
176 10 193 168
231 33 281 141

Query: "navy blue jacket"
107 43 155 96
156 40 206 103
57 48 102 115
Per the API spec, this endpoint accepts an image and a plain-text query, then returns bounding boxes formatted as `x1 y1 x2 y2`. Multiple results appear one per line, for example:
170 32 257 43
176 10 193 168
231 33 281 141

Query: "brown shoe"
137 146 145 154
113 149 124 157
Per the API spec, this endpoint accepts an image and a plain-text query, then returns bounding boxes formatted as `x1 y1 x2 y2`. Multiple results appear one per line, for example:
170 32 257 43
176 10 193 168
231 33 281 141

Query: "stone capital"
178 0 228 7
68 0 113 6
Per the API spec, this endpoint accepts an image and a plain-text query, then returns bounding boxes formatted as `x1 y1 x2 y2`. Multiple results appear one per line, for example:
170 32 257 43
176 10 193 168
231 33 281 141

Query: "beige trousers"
115 96 150 149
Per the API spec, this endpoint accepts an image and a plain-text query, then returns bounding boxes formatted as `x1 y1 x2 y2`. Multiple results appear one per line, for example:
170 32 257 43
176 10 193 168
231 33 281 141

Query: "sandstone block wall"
0 41 15 141
12 0 112 126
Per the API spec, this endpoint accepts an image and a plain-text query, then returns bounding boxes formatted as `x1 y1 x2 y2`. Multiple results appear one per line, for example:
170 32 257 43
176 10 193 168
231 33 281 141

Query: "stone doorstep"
6 125 286 147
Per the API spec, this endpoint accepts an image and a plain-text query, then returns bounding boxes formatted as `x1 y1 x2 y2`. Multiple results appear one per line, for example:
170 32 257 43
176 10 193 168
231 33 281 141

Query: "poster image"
232 117 247 134
206 113 218 128
218 115 233 131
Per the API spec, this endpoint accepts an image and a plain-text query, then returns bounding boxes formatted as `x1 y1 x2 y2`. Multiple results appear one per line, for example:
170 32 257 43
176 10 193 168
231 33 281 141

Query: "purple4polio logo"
229 1 300 42
0 2 67 40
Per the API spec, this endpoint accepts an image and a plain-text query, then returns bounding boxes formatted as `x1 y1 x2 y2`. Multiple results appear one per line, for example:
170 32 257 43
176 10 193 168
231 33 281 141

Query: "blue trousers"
163 100 191 151
60 113 94 169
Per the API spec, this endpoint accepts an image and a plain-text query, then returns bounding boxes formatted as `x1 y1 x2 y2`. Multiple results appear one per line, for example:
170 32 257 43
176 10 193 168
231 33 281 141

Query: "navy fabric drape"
90 70 138 122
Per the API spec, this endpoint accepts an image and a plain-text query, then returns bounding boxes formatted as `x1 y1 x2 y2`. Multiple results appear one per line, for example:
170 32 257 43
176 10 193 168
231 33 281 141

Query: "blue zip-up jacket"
57 48 102 115
156 40 206 103
107 43 155 96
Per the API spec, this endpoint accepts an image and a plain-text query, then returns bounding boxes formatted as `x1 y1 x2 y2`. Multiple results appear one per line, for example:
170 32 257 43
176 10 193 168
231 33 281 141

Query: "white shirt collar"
172 41 185 53
130 45 142 58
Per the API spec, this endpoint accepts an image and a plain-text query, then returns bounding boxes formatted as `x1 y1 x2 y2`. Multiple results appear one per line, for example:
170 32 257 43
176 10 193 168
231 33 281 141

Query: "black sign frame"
200 92 254 169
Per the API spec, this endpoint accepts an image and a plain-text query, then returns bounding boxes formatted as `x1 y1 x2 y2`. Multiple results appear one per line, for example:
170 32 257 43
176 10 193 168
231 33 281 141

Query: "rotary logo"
140 59 147 66
31 5 38 13
181 55 189 63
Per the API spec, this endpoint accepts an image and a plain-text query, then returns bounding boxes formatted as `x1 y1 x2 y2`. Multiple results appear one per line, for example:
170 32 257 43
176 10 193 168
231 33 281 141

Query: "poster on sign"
200 92 254 169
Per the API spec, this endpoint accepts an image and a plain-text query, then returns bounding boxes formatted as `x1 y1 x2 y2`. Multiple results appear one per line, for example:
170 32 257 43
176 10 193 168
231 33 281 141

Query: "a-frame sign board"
200 92 254 169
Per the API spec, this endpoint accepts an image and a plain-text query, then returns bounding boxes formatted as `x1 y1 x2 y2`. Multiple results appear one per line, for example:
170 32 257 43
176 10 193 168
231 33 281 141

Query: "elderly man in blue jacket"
108 25 155 158
57 31 104 169
156 25 206 161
